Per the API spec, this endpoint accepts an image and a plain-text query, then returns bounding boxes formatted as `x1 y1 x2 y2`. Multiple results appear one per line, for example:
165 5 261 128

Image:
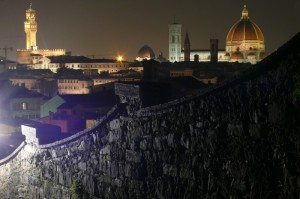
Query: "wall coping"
0 141 25 166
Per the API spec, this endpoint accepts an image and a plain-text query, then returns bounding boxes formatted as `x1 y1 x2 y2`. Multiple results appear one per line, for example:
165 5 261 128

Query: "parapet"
115 83 142 115
21 124 61 145
21 125 39 146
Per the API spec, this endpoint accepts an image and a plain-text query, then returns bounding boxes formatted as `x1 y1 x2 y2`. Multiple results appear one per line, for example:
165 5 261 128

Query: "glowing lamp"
117 55 123 62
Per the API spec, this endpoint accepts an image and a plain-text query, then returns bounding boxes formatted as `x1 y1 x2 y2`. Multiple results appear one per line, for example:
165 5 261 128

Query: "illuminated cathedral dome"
226 5 266 64
227 6 264 43
136 45 156 61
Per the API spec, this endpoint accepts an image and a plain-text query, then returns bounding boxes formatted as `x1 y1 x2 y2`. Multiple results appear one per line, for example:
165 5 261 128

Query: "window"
22 102 28 110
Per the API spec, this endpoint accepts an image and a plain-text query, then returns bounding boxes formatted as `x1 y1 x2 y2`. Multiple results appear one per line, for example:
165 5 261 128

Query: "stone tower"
210 39 218 63
24 2 38 50
184 32 190 61
169 22 182 62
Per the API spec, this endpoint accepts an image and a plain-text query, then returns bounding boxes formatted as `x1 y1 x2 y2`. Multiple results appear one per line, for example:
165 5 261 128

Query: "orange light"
117 55 123 62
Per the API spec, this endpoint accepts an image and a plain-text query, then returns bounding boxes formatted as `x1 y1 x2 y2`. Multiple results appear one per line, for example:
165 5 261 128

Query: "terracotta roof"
226 5 264 42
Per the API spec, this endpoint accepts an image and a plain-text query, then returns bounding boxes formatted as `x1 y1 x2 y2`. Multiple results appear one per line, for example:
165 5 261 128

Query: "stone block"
180 135 189 149
125 163 132 177
112 178 123 187
126 150 142 163
167 133 174 147
110 162 119 178
109 119 121 130
163 164 177 177
118 163 125 177
78 140 85 150
100 145 110 155
139 139 147 150
58 172 64 185
153 137 162 151
78 161 86 171
108 130 122 143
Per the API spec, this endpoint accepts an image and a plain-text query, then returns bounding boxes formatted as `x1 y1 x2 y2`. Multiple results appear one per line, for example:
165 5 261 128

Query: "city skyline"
0 0 298 61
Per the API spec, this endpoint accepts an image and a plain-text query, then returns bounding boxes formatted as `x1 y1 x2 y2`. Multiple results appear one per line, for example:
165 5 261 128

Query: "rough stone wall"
1 34 300 199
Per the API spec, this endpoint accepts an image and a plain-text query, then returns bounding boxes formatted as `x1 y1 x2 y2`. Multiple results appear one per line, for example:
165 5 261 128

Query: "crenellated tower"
24 2 38 50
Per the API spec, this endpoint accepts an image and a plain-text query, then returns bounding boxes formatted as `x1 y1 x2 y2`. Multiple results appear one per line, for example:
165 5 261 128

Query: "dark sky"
0 0 298 61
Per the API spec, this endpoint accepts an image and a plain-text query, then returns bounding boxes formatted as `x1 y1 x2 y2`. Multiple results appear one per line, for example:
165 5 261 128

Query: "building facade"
8 90 45 121
181 50 227 62
10 78 41 93
30 56 130 74
57 78 93 94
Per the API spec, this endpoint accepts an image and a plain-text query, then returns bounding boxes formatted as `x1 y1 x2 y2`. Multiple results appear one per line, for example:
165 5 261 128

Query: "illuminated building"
16 3 66 65
10 77 41 93
226 5 267 64
169 23 182 62
174 5 266 64
178 31 228 62
33 55 130 73
57 77 93 94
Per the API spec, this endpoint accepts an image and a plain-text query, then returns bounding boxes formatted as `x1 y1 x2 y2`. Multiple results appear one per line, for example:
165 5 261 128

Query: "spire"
29 1 32 9
241 5 249 19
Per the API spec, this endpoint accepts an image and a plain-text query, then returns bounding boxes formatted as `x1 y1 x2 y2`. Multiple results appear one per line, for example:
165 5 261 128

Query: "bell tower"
169 22 182 62
24 2 38 50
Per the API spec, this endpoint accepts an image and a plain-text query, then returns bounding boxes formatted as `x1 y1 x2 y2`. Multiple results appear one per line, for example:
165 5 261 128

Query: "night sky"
0 0 298 61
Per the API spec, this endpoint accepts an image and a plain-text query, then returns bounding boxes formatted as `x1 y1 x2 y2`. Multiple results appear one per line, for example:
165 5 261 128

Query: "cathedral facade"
16 3 66 65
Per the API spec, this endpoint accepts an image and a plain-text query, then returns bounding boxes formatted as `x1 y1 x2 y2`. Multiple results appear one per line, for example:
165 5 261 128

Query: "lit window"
22 102 28 110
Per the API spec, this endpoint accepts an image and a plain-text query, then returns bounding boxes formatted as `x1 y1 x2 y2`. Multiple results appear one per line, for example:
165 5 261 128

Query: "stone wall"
0 33 300 199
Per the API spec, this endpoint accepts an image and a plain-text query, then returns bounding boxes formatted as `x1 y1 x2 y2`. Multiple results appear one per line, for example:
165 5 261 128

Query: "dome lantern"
241 5 249 19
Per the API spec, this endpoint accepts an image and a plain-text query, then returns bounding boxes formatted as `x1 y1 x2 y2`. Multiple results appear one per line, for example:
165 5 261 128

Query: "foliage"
292 87 300 104
70 180 90 199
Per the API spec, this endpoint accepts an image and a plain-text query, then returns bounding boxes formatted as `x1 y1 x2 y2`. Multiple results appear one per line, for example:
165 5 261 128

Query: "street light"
117 55 123 62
